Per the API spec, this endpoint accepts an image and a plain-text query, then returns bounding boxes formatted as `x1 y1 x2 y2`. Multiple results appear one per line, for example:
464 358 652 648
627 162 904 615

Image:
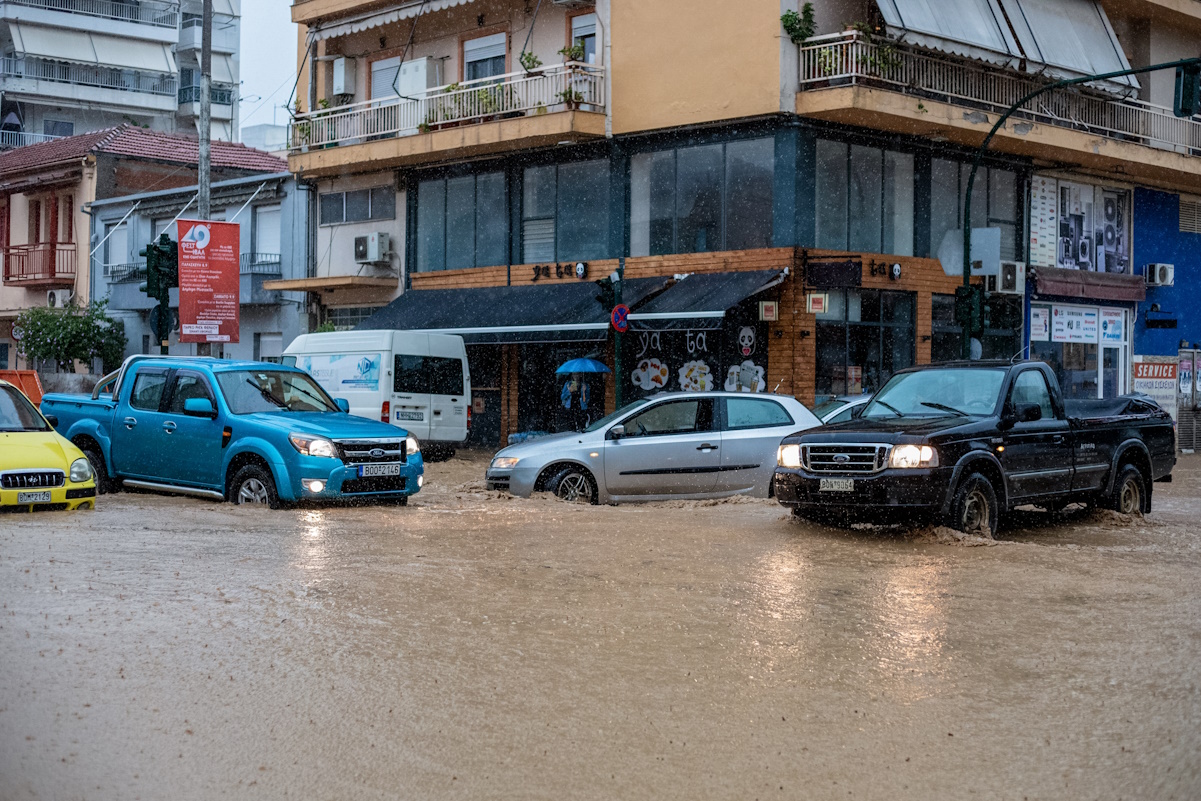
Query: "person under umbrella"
555 358 610 431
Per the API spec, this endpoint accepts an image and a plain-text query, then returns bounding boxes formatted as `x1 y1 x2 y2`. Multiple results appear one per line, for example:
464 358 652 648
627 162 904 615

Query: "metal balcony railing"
106 262 146 284
0 130 63 149
798 32 1201 154
179 85 235 105
240 252 282 275
1 0 179 27
289 63 605 152
3 243 77 285
0 56 177 96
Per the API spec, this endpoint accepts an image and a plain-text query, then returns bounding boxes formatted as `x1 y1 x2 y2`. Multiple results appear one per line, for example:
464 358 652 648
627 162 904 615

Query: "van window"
394 355 465 396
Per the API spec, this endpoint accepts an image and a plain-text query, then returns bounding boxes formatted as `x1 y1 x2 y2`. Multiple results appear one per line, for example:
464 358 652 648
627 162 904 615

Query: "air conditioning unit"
46 289 72 308
1146 263 1174 287
397 57 442 97
354 232 391 264
332 57 356 95
984 262 1025 295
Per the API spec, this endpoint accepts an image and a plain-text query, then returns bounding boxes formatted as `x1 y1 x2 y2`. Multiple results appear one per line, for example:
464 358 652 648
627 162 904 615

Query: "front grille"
0 503 68 513
66 487 97 499
340 475 407 495
334 438 405 465
1 470 65 489
802 444 890 474
486 474 511 491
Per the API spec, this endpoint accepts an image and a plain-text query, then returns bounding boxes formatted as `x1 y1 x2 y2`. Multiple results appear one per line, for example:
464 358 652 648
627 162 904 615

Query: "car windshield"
215 370 340 415
812 399 846 419
584 398 652 433
862 368 1005 419
0 385 50 432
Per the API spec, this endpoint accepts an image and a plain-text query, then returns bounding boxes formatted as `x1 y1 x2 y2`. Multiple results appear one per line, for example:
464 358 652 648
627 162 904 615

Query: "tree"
16 300 127 374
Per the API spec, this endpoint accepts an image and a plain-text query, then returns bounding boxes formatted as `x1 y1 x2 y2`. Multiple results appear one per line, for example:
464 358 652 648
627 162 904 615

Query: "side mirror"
335 398 350 413
1017 402 1042 423
607 424 625 440
183 397 217 418
44 414 59 428
851 404 865 419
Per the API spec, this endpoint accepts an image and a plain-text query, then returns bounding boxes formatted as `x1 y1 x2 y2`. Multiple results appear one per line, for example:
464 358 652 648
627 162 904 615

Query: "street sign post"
611 303 630 334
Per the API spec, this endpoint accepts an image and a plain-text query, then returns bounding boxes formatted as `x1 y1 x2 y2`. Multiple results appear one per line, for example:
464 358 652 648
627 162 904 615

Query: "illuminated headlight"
405 435 421 456
289 434 337 458
491 456 519 470
69 457 93 483
417 475 424 488
777 444 802 469
889 444 938 469
305 479 326 493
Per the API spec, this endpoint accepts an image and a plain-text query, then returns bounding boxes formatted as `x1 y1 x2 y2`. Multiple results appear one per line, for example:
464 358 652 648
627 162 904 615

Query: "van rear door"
392 354 433 440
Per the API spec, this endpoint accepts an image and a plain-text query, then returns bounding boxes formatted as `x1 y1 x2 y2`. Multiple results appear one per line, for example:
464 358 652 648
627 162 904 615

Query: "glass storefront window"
816 141 914 257
1029 304 1130 399
931 294 1023 363
521 160 611 263
816 289 916 399
930 160 1020 261
416 172 507 272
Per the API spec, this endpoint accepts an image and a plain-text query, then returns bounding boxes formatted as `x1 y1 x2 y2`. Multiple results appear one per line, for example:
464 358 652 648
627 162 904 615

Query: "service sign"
1099 308 1125 344
1051 305 1098 344
178 220 240 343
1132 358 1178 421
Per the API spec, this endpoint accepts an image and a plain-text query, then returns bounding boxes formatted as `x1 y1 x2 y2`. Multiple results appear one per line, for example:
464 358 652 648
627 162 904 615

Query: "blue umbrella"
555 358 611 374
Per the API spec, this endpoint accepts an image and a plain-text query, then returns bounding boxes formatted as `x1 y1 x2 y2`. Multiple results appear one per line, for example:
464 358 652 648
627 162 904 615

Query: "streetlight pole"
960 56 1201 359
198 0 212 220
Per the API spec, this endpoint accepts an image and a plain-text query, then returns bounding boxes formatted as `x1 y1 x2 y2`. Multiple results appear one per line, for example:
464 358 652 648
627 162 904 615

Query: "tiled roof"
0 125 287 176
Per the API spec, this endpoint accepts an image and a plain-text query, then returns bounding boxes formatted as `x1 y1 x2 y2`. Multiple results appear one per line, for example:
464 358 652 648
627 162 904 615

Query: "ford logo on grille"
832 454 850 463
369 448 386 458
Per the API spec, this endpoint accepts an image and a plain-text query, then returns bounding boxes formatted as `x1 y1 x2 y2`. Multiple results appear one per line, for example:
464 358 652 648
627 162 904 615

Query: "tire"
229 464 280 509
79 445 118 495
1106 465 1146 515
547 466 598 505
946 472 999 538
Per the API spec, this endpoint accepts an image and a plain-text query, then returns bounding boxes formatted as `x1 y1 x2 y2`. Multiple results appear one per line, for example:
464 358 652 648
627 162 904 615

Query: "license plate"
358 463 401 477
18 491 52 503
819 478 854 492
395 411 423 421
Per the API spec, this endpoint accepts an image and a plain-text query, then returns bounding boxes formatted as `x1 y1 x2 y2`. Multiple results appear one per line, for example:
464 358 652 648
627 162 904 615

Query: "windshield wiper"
921 401 968 417
873 399 904 417
246 379 287 409
285 382 335 412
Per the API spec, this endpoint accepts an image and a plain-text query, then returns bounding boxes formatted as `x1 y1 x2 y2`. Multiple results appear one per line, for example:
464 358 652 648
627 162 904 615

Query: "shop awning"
626 270 786 331
875 0 1022 66
90 34 176 73
261 276 398 292
355 278 670 345
9 22 176 73
997 0 1137 93
210 54 235 86
310 0 475 41
1031 266 1145 302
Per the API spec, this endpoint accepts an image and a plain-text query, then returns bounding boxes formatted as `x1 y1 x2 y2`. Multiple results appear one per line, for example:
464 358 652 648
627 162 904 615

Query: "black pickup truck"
774 361 1176 536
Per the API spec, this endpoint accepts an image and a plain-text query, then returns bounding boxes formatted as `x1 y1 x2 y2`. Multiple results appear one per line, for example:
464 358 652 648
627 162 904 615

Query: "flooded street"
2 453 1199 800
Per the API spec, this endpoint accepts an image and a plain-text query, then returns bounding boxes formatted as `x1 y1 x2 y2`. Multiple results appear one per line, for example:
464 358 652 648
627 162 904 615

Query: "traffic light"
139 240 160 298
980 289 992 332
155 232 178 290
1174 62 1201 118
954 285 975 329
594 276 616 309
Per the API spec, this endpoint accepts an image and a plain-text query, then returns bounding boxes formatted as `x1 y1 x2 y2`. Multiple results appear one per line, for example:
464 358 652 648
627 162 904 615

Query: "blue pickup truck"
40 356 424 508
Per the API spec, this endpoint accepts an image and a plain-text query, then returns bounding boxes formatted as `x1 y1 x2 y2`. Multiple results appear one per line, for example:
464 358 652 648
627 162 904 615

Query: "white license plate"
18 491 52 503
395 411 424 421
358 463 401 477
819 478 854 493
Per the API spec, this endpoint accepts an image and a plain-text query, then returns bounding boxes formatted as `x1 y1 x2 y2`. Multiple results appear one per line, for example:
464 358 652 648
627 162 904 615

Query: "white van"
283 330 470 455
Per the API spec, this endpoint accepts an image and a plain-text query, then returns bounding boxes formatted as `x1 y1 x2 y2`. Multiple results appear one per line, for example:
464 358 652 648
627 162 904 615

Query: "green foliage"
519 50 542 72
558 43 584 63
313 321 337 334
16 300 127 374
781 3 816 45
557 88 584 107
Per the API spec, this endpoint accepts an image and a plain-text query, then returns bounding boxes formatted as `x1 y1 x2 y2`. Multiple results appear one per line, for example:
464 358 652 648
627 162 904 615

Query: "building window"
324 306 381 331
930 159 1019 262
931 294 1022 363
61 194 73 242
43 119 73 138
416 172 506 271
815 289 915 400
815 140 914 256
29 199 41 244
521 159 610 263
630 138 773 256
319 187 395 225
1180 196 1201 234
253 205 282 255
105 222 128 268
463 32 506 81
570 13 598 64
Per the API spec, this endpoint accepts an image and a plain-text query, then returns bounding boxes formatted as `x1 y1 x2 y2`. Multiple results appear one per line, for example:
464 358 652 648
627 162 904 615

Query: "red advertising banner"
178 220 240 343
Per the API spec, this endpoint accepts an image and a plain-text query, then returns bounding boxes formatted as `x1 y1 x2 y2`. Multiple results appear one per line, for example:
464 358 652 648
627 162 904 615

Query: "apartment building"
284 0 1201 447
0 0 242 149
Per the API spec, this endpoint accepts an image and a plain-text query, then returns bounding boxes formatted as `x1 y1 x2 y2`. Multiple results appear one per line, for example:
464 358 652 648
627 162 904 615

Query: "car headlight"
491 456 519 470
777 444 801 469
889 444 938 469
69 457 93 483
289 434 337 458
406 435 421 456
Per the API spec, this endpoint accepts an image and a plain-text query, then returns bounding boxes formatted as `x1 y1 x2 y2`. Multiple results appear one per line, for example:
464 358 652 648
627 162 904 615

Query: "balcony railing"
0 130 63 150
798 32 1201 154
106 262 146 284
240 252 282 275
179 85 235 105
3 243 77 285
289 63 605 153
1 0 179 27
0 56 177 97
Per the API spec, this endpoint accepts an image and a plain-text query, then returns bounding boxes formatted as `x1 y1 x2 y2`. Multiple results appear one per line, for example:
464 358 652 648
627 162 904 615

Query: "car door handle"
696 443 718 451
162 421 177 433
1052 435 1065 444
123 417 137 429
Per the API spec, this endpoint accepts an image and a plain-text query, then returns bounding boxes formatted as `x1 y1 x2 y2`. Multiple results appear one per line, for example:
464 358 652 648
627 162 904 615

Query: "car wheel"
229 464 280 509
548 466 598 505
80 445 118 494
1106 465 1145 515
947 472 998 538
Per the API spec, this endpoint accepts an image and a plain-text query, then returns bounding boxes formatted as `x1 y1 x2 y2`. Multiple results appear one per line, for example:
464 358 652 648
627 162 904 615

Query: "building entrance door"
1178 350 1200 451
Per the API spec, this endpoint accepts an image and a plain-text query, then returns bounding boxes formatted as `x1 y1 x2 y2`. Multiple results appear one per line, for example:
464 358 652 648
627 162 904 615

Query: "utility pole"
959 56 1201 359
198 0 212 220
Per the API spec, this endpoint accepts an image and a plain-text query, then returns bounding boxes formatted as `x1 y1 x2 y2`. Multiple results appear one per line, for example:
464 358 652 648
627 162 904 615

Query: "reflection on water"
294 509 332 571
871 560 951 701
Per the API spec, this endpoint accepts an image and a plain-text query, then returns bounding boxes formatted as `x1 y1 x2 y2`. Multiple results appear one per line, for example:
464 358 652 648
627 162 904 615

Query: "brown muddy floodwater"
1 452 1200 800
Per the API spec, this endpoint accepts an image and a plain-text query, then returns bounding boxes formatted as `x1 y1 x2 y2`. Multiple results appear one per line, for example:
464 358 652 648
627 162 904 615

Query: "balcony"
797 32 1201 184
0 56 177 111
106 262 146 284
0 130 63 150
288 63 606 176
240 252 282 276
1 0 179 27
3 243 76 287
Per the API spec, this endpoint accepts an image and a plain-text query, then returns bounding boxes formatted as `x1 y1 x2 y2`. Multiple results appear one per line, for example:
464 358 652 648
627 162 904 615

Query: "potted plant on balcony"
780 3 816 45
558 43 584 64
558 88 585 110
520 50 543 75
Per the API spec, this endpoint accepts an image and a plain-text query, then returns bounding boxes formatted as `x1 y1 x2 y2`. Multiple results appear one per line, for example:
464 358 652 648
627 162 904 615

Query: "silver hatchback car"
485 391 821 504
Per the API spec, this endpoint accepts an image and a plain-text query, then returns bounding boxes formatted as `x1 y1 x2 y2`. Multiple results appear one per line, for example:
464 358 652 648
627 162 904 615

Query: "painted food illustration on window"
632 357 670 390
678 360 713 392
725 361 765 393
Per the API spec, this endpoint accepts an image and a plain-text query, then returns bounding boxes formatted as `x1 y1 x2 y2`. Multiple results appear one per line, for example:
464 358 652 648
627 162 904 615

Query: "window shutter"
572 13 597 39
1180 197 1201 234
371 57 401 100
522 218 555 263
464 33 506 63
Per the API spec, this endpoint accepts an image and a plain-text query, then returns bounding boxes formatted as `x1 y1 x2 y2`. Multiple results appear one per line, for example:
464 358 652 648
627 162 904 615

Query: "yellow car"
0 378 96 511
